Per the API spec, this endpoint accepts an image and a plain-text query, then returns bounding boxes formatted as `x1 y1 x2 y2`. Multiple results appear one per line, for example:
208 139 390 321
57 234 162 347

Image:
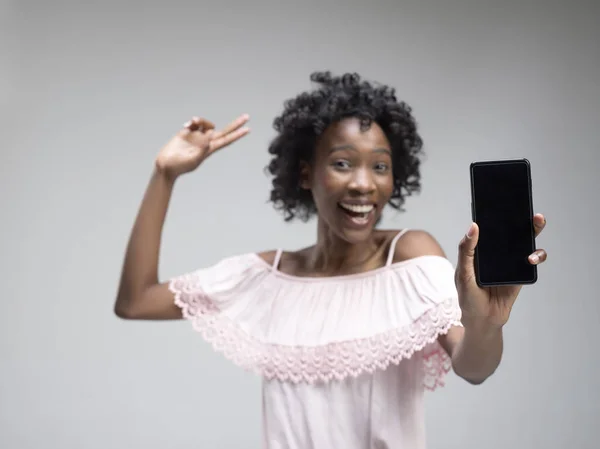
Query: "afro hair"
267 71 424 221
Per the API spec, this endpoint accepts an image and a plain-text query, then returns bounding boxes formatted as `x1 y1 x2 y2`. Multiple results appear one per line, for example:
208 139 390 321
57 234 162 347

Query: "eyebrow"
329 144 391 156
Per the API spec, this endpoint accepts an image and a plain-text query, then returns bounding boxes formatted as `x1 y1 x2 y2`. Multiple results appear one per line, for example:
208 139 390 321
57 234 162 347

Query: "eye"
332 160 351 170
374 162 389 173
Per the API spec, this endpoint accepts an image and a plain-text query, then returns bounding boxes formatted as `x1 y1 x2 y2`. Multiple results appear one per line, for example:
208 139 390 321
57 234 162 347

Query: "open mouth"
338 202 376 227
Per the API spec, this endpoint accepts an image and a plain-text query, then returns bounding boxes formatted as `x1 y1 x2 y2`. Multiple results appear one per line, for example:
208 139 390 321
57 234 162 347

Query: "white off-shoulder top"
169 230 463 449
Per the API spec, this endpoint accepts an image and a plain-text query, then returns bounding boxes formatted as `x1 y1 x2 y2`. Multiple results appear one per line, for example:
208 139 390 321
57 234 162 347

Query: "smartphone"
470 158 537 287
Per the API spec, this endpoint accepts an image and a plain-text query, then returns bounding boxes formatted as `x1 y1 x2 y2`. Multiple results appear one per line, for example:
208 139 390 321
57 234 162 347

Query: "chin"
334 208 382 244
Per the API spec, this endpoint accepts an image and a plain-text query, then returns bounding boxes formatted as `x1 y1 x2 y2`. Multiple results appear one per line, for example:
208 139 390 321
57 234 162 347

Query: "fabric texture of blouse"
169 230 463 449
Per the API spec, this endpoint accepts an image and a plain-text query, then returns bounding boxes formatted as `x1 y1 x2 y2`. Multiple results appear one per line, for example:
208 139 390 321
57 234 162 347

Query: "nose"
348 167 376 194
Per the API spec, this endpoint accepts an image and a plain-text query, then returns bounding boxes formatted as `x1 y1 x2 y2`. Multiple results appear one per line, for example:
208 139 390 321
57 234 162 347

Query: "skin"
114 114 251 320
114 114 548 386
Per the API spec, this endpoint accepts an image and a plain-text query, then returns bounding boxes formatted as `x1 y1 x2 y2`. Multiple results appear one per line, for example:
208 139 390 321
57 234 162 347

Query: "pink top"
169 230 463 449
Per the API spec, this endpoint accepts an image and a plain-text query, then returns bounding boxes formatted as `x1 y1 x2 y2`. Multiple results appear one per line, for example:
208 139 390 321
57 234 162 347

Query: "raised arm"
114 114 250 320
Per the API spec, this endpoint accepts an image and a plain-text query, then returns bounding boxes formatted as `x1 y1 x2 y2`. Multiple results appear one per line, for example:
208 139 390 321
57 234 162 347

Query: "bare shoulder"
386 229 447 264
257 250 278 265
257 246 312 269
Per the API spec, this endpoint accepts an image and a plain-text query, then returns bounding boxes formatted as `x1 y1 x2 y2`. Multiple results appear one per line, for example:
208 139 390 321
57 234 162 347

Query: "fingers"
455 222 479 285
182 116 216 133
207 114 251 153
179 117 216 140
177 113 250 154
528 248 547 265
179 114 250 155
209 126 251 153
212 114 250 140
533 213 546 237
530 214 547 264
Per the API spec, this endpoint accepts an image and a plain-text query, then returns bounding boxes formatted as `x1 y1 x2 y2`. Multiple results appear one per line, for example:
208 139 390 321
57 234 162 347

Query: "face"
302 117 394 243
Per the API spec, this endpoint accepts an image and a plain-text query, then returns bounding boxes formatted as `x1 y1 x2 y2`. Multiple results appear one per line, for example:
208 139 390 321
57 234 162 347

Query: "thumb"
456 222 479 284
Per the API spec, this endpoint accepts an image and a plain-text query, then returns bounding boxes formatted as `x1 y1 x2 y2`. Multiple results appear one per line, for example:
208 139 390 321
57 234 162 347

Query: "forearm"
115 168 175 313
451 321 504 384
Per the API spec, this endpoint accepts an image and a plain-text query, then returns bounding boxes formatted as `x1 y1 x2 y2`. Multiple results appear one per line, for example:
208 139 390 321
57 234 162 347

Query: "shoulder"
257 250 278 266
384 229 447 264
258 230 447 266
256 247 313 274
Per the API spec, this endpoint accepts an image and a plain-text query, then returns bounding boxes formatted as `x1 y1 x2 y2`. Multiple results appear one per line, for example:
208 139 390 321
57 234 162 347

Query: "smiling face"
301 117 394 243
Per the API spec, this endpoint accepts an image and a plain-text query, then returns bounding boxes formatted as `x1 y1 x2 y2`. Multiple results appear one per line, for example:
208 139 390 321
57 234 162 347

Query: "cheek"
314 168 343 195
318 174 337 194
378 175 394 198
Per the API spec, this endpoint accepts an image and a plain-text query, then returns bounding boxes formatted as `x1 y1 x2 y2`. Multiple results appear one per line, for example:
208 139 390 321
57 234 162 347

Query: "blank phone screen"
471 160 536 285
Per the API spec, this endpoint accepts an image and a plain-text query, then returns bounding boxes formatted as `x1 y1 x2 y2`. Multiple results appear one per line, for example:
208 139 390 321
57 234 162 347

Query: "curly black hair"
267 71 424 222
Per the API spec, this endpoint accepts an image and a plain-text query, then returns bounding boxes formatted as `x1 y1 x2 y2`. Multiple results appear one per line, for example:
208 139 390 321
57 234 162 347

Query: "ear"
299 161 312 190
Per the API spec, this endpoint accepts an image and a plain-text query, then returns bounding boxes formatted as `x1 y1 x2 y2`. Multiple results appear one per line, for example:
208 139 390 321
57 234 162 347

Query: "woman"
115 72 547 448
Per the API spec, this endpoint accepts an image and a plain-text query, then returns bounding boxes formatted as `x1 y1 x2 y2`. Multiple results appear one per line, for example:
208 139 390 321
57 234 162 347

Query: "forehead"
316 117 389 150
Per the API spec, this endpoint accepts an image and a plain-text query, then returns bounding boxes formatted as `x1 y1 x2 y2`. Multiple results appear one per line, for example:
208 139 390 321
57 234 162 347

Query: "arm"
393 229 502 385
114 114 250 320
438 324 502 385
440 216 548 384
113 168 181 320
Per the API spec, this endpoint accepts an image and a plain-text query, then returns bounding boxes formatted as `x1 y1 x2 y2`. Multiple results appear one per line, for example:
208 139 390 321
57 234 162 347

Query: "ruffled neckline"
169 251 462 387
250 252 451 283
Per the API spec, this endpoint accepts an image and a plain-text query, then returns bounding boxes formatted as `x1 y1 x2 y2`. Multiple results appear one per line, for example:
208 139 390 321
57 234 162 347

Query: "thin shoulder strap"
386 229 410 266
272 249 283 270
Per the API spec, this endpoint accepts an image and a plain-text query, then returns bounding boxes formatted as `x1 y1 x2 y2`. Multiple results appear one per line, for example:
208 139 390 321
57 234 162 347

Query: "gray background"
2 0 599 448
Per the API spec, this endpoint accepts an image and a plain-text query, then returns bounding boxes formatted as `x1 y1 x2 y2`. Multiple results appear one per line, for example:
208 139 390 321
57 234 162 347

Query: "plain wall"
2 0 599 448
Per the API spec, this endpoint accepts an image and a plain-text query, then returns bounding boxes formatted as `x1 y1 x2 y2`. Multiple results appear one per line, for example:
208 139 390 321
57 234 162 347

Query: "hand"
454 213 548 329
155 114 250 180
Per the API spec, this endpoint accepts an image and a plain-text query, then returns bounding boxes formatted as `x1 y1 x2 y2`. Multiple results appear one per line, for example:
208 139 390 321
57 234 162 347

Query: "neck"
308 218 379 274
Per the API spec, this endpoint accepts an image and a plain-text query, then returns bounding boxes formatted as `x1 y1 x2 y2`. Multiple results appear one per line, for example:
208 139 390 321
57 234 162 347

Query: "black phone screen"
470 159 537 286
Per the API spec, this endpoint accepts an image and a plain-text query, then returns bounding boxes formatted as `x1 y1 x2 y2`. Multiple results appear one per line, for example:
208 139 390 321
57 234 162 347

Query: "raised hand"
155 114 250 180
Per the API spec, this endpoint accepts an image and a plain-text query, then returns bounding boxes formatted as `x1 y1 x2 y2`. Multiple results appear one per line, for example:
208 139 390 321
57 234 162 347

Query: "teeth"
340 203 374 213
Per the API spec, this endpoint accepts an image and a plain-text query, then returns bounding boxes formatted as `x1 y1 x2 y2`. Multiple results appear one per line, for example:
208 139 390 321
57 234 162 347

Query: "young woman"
115 72 547 448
